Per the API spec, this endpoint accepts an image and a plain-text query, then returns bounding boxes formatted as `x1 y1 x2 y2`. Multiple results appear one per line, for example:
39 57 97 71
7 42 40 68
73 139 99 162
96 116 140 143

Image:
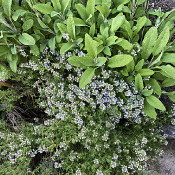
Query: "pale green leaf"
138 69 154 77
52 0 61 11
57 23 67 34
143 100 157 119
135 73 143 91
48 37 56 51
103 46 111 56
146 95 166 111
60 43 75 55
110 15 125 33
149 78 161 96
153 26 170 56
67 14 75 39
12 9 26 21
95 57 107 66
22 19 34 31
2 0 12 17
159 65 175 79
108 54 133 68
74 18 87 26
85 34 98 58
133 16 147 35
18 33 35 45
61 0 71 14
142 89 153 96
75 4 87 21
141 27 158 60
162 53 175 63
33 4 54 14
116 38 133 50
106 36 118 46
162 78 175 87
86 0 95 17
135 59 144 71
79 68 95 88
89 23 96 37
9 55 18 73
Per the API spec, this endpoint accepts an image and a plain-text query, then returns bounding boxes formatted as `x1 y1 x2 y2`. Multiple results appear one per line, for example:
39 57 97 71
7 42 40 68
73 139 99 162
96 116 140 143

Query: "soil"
146 1 175 174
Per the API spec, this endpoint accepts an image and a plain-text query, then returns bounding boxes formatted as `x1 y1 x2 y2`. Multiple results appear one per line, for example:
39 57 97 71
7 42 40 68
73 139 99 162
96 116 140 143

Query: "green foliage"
0 0 175 174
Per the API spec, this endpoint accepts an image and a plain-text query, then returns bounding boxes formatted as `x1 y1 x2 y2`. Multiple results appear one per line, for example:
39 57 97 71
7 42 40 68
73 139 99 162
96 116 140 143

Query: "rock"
163 125 175 140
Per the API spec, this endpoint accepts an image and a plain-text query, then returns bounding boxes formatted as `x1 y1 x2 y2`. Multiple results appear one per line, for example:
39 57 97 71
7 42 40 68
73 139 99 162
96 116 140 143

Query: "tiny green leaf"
79 68 95 88
12 9 26 21
146 95 166 111
52 0 61 11
57 23 67 34
108 54 133 68
149 78 161 96
95 57 107 66
142 89 153 96
9 55 18 73
18 33 35 45
135 59 144 71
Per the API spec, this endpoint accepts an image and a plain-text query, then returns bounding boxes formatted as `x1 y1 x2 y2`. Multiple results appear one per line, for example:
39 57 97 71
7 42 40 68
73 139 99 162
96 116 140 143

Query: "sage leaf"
67 14 75 39
162 53 175 63
86 0 95 17
89 23 96 37
108 54 133 68
62 0 71 15
133 16 147 35
162 78 175 87
106 36 118 46
103 46 111 56
48 37 56 51
135 73 143 91
135 59 144 71
9 55 18 73
22 19 33 31
146 95 166 111
2 0 12 17
138 69 154 77
116 38 133 50
12 9 26 21
68 56 94 68
95 57 107 66
33 4 54 14
79 68 95 89
57 23 67 34
60 43 75 55
18 33 35 45
143 100 157 119
142 89 153 96
75 4 87 21
85 34 98 58
159 65 175 79
74 18 87 26
110 15 125 33
153 26 170 56
149 78 161 96
52 0 61 11
141 27 157 60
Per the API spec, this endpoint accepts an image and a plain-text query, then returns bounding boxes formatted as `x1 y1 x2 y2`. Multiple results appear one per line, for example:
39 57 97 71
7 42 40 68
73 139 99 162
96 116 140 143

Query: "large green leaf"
86 0 95 17
33 4 54 14
48 37 56 51
149 78 161 96
12 9 26 21
75 4 87 21
22 19 33 31
133 16 147 35
162 53 175 63
159 65 175 79
67 14 75 39
62 0 71 14
116 38 133 50
153 26 170 56
108 54 133 68
79 68 95 88
18 33 35 45
110 15 125 33
52 0 61 11
143 100 157 119
60 43 75 55
141 27 157 60
138 69 154 77
135 73 143 91
2 0 12 17
9 55 18 73
146 95 166 111
68 56 94 68
85 34 98 58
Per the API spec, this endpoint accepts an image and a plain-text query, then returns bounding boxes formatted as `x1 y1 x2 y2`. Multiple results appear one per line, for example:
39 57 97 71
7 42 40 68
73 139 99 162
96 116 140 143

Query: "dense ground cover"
0 0 175 174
